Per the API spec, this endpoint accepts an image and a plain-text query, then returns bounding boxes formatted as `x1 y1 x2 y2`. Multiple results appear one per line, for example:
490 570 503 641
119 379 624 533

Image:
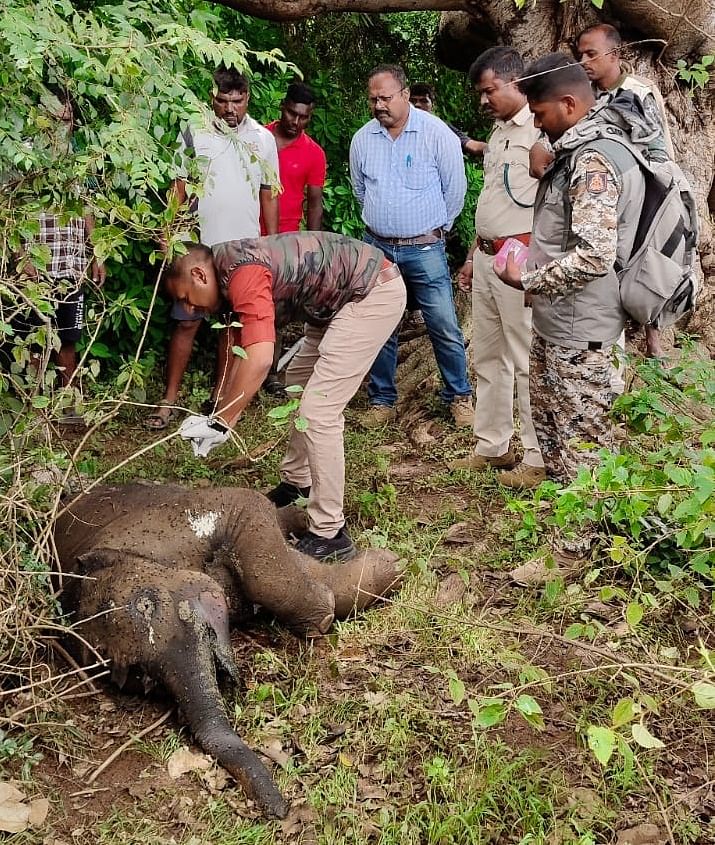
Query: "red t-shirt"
261 122 327 234
226 264 276 348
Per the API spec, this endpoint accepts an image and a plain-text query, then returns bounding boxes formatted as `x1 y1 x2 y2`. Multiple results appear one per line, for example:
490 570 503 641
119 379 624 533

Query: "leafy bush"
512 350 715 612
0 0 288 731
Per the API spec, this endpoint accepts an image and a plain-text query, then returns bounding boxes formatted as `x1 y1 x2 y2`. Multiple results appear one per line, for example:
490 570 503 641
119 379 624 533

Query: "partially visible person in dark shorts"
9 89 105 416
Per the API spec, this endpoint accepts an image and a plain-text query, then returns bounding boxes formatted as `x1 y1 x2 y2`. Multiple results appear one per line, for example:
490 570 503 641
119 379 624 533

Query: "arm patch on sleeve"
585 170 608 194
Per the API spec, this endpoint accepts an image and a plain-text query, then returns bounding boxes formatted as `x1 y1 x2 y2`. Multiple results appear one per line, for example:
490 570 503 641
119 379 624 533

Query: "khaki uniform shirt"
475 103 541 241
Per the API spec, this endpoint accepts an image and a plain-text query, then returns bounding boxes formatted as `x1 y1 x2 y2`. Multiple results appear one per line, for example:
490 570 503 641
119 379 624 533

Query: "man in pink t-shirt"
262 82 327 234
261 82 328 393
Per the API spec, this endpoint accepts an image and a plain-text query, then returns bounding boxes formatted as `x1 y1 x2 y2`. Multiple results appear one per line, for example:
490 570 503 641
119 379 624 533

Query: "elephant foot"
275 504 309 539
299 548 403 618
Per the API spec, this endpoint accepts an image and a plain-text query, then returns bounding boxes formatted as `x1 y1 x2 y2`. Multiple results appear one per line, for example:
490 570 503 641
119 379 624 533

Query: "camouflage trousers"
530 335 616 553
529 334 615 484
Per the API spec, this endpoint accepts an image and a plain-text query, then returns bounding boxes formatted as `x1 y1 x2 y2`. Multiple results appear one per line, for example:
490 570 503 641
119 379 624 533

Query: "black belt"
366 227 444 246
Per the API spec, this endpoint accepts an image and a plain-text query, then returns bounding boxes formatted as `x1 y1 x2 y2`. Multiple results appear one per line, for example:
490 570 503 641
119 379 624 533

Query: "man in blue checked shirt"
349 64 473 429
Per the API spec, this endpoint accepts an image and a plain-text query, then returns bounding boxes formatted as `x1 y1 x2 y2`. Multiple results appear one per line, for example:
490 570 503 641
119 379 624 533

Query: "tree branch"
207 0 469 21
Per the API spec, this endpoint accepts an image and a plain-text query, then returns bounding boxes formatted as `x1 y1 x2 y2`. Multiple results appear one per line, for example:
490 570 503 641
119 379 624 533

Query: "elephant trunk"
160 634 288 819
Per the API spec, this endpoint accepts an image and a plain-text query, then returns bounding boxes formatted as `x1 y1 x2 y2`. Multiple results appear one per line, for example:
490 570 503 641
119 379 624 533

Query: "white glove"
178 414 230 457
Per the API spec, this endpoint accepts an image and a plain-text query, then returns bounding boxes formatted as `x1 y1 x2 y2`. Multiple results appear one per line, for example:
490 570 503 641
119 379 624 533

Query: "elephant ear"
77 547 151 574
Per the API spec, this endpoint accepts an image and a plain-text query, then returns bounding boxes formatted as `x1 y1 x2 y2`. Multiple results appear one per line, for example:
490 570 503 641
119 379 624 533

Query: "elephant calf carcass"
53 484 402 818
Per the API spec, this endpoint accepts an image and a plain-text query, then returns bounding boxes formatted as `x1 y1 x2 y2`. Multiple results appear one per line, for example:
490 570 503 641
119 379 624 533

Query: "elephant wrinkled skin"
53 483 402 819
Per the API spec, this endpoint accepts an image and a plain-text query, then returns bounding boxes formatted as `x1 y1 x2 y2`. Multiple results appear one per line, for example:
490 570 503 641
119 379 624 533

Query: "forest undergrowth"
0 344 713 845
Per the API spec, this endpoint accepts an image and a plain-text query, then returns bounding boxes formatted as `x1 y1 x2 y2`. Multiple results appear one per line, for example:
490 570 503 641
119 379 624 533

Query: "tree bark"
208 0 468 21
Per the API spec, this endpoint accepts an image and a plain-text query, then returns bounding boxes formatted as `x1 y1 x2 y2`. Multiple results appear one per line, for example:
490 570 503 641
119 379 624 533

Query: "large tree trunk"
209 0 467 20
438 0 715 352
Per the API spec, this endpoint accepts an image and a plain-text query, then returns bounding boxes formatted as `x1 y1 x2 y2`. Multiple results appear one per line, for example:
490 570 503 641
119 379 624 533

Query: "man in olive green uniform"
576 22 672 360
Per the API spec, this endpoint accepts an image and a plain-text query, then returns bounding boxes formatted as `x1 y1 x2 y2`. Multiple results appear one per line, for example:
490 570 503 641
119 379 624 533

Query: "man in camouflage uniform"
575 22 672 360
495 53 646 584
163 233 406 562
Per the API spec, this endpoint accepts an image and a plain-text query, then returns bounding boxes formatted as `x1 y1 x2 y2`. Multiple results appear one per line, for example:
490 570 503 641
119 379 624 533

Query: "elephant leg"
274 504 309 539
216 491 335 637
296 549 403 619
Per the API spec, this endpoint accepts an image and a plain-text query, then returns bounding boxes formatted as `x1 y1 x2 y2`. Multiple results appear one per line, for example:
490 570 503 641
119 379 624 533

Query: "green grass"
9 365 712 845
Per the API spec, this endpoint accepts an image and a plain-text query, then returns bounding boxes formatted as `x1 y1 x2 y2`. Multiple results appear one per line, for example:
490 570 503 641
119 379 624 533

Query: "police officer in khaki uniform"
449 47 548 489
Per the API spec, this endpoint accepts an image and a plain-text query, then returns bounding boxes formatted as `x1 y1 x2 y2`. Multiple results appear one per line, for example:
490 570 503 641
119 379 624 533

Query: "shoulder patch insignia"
585 170 608 194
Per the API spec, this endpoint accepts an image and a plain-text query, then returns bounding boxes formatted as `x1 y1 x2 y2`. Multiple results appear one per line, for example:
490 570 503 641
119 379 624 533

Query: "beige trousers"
280 273 407 537
472 250 543 467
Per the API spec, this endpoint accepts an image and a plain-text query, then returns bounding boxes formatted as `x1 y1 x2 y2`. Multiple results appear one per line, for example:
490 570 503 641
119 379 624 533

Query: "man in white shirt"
147 66 280 429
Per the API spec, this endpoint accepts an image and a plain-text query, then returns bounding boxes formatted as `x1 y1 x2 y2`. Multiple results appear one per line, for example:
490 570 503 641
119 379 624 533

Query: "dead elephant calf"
54 483 402 818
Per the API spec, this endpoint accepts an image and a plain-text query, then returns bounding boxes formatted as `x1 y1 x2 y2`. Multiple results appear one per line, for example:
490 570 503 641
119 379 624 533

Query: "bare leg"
645 325 665 359
56 342 77 387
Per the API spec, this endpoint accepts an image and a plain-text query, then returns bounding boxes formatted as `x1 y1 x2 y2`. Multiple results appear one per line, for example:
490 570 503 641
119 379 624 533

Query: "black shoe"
266 481 311 508
296 527 357 562
262 375 287 397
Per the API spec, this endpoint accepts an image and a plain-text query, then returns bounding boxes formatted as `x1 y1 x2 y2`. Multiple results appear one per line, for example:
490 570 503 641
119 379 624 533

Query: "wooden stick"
49 640 100 694
87 708 174 784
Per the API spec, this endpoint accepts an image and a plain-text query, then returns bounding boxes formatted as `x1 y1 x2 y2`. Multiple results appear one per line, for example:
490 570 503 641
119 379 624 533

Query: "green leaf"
657 493 673 515
631 723 665 749
267 403 296 420
689 551 713 576
692 681 715 709
683 587 701 609
294 415 308 432
284 384 303 394
514 694 542 716
626 602 644 627
515 694 544 731
31 396 50 409
665 464 691 486
231 345 247 359
612 698 636 727
469 698 506 729
587 725 616 766
448 676 465 706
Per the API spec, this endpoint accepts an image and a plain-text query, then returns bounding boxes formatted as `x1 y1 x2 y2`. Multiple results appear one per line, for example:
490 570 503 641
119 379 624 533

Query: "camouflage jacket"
523 94 649 349
212 233 385 328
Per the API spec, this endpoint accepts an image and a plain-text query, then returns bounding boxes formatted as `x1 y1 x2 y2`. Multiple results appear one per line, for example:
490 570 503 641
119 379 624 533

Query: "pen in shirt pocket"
406 154 412 168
